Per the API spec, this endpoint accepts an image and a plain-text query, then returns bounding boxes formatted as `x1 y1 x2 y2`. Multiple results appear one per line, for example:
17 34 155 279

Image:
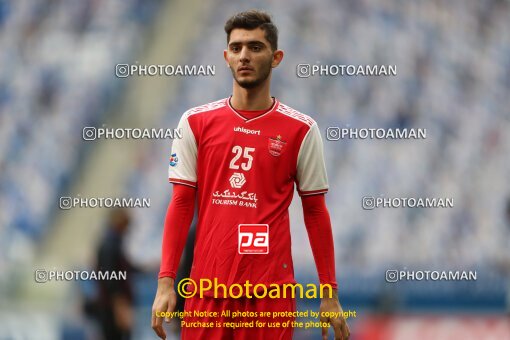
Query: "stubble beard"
231 59 272 89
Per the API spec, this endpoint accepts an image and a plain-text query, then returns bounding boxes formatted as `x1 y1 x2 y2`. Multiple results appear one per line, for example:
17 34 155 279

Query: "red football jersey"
168 97 328 293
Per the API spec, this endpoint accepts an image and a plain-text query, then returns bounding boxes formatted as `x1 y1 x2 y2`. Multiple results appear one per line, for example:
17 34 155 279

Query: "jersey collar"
226 96 279 123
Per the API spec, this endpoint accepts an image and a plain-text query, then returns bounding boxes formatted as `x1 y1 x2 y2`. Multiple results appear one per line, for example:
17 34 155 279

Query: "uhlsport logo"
238 224 269 254
169 153 178 167
229 172 246 188
234 126 261 135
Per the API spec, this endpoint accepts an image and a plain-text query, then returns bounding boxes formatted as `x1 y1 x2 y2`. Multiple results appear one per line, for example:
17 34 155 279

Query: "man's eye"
231 46 240 52
251 46 261 52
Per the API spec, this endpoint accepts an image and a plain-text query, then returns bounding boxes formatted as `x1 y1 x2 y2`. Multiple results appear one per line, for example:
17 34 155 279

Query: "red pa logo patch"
238 224 269 254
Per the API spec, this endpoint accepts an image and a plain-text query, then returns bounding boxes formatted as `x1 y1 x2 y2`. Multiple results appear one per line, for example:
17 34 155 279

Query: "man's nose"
239 46 250 62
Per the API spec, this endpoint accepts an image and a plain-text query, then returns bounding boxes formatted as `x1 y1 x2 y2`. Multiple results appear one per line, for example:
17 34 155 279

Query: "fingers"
341 319 351 339
330 317 343 340
321 314 329 340
152 306 167 339
331 317 350 340
165 294 176 323
322 325 329 340
152 312 166 339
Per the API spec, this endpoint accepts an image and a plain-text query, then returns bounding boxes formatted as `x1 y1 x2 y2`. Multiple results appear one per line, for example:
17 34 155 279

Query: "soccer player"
152 10 350 340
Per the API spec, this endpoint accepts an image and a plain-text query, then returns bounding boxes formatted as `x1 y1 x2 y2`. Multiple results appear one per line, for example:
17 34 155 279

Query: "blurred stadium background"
1 0 509 339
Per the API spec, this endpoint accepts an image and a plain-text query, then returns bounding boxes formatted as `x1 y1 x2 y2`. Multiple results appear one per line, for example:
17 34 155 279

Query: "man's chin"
235 77 264 89
234 68 271 89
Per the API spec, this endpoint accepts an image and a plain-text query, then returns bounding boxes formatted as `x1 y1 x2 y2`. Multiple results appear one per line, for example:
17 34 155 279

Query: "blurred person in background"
94 208 135 340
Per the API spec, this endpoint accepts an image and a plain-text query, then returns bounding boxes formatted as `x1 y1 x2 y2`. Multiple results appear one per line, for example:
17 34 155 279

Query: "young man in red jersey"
152 10 350 340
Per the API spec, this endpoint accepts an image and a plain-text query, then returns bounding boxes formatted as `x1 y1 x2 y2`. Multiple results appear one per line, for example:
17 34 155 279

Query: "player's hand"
151 277 177 339
319 289 350 340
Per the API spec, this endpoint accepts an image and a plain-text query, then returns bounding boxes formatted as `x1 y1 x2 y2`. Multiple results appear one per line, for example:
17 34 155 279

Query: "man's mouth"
238 66 254 73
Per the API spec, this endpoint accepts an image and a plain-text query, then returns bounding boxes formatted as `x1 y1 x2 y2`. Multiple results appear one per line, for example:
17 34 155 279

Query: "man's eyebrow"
228 40 266 46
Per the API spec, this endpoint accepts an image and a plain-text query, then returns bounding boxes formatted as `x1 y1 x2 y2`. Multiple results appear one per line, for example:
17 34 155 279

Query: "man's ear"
272 49 284 68
223 50 230 67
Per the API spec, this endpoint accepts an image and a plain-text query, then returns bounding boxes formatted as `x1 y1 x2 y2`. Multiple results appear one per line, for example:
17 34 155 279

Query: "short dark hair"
224 10 278 51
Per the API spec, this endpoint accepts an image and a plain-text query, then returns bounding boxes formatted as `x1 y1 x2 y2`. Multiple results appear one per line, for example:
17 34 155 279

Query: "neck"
230 78 273 110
